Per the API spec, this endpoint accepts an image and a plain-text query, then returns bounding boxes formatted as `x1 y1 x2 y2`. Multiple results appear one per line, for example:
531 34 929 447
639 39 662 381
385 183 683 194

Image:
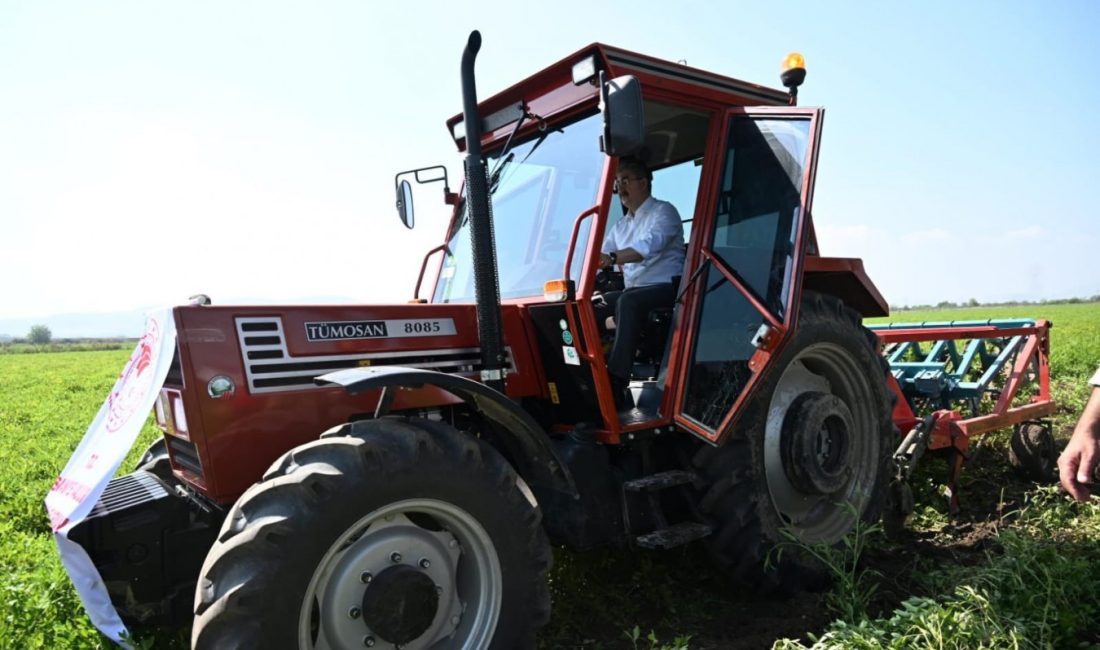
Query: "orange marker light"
543 279 572 302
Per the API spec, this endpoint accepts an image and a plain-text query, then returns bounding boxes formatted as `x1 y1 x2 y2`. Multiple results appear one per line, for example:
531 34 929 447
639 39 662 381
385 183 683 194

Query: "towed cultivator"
873 319 1056 523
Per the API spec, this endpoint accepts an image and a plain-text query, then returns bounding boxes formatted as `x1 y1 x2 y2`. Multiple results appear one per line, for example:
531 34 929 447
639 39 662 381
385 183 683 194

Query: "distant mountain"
0 295 361 339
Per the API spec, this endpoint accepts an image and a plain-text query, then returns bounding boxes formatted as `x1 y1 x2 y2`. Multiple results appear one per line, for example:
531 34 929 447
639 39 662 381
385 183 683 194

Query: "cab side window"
652 159 701 243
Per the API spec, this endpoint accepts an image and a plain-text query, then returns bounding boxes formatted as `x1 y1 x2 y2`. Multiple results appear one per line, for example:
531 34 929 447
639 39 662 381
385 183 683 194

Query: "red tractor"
72 32 903 648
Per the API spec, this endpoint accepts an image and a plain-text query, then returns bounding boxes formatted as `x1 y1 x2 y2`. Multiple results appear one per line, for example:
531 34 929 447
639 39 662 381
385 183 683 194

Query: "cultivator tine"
945 448 967 514
891 415 936 482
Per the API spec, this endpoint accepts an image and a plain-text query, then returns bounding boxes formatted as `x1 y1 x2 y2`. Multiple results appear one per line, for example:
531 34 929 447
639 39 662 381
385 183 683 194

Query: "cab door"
672 107 824 444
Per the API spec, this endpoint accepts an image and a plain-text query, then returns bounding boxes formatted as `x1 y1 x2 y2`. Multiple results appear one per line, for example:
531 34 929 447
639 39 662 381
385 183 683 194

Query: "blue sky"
1 1 1097 326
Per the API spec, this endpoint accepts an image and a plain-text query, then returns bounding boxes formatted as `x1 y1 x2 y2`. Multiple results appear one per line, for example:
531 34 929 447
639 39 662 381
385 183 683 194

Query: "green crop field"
1 303 1099 648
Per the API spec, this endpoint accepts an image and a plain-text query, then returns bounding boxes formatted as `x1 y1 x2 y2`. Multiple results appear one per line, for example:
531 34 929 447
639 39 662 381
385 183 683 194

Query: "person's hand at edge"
1059 385 1100 502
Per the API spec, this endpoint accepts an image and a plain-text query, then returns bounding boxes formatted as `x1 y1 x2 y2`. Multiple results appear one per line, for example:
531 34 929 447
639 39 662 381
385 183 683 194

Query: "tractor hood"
159 301 544 501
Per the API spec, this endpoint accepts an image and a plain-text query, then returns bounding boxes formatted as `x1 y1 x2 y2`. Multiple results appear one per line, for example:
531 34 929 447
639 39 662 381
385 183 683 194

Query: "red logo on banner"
106 318 161 433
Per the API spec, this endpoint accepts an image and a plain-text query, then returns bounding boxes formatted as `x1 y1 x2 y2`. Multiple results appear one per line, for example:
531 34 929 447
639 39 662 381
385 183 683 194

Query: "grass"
774 489 1100 649
0 302 1098 648
0 350 162 649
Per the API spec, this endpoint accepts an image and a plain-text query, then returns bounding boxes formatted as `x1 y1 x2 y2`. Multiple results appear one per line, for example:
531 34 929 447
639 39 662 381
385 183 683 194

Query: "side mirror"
600 74 644 157
396 179 415 229
393 165 451 229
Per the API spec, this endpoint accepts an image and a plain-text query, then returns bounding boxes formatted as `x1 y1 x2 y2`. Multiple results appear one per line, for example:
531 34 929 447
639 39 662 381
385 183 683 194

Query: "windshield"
433 113 605 303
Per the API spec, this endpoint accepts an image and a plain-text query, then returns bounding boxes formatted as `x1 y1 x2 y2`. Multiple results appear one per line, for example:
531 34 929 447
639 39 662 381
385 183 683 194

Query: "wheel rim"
762 343 882 543
298 498 502 650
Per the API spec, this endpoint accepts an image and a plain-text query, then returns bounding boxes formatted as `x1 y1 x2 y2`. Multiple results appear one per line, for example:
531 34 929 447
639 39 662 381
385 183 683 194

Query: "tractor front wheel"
694 292 895 591
191 418 551 649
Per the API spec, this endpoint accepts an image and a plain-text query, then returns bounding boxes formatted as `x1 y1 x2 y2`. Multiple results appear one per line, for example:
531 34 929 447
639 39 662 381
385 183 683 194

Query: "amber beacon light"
780 52 806 105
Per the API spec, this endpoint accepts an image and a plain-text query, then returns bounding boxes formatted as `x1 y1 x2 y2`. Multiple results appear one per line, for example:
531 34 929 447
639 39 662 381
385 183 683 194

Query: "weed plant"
625 626 692 650
771 503 883 624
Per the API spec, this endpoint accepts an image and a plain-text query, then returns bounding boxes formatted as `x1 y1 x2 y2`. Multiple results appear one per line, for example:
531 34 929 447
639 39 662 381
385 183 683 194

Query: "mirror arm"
413 165 450 193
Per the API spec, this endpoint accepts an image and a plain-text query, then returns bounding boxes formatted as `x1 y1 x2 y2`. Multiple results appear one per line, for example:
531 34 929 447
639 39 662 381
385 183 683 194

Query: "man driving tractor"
598 157 686 407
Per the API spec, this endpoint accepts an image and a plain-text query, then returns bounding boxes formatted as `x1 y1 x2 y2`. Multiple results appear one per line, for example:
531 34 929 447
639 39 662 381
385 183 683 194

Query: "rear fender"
316 366 577 497
803 256 889 318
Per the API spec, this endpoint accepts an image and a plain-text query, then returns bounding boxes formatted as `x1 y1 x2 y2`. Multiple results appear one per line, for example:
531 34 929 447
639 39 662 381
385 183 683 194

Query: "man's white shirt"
602 196 686 289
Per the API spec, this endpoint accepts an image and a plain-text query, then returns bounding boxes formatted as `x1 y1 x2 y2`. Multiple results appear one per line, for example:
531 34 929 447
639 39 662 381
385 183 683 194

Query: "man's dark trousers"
602 282 676 381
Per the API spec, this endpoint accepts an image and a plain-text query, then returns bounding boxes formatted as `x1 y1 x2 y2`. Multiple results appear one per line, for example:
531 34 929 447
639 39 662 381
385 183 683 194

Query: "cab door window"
679 113 818 435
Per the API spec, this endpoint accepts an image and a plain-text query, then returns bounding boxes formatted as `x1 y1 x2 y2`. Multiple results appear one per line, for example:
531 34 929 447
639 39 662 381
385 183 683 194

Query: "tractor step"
623 470 699 492
635 522 713 550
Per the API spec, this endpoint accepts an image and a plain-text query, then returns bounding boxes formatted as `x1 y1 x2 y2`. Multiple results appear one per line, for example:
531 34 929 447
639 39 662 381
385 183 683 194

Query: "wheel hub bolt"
390 552 402 563
362 636 375 647
360 571 373 584
418 558 431 569
451 615 460 625
348 607 361 619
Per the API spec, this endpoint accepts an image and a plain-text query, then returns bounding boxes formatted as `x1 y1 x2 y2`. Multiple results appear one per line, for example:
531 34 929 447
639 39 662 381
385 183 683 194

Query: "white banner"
45 308 177 646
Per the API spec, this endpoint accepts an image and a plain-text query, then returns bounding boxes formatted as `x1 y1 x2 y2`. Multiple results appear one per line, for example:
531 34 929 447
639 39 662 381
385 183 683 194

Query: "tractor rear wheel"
694 291 895 591
191 418 551 650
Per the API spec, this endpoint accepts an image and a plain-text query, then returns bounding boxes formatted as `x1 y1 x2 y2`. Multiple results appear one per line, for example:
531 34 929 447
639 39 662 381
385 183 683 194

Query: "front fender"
316 366 577 498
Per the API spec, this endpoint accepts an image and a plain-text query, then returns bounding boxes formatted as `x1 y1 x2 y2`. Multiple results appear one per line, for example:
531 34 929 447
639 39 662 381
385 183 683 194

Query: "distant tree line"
0 325 134 354
891 295 1100 312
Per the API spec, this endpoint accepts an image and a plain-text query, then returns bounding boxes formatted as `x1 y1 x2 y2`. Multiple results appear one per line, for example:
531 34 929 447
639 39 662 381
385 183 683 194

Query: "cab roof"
448 42 790 152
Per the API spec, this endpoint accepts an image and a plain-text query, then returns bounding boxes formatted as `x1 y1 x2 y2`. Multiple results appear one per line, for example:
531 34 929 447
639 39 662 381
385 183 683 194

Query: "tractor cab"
400 43 882 445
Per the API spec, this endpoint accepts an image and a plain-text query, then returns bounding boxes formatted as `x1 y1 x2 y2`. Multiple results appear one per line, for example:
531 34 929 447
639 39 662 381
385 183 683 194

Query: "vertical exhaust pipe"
460 30 506 392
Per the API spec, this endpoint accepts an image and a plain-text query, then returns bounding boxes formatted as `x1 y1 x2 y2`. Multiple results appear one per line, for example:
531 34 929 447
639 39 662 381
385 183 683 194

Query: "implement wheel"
1008 422 1056 483
192 418 551 650
694 292 895 591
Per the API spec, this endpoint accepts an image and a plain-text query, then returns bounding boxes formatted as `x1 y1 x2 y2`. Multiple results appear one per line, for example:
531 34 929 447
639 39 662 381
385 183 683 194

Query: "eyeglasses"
613 176 645 192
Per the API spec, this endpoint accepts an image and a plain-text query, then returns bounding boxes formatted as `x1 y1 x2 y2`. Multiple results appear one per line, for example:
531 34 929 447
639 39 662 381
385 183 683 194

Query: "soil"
540 437 1050 650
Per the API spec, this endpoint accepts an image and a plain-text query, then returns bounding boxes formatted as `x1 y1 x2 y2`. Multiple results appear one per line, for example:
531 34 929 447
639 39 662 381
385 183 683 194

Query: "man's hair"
618 157 652 182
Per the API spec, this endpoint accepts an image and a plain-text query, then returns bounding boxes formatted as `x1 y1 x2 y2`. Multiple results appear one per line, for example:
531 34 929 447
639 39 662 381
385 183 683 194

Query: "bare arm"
1059 385 1100 502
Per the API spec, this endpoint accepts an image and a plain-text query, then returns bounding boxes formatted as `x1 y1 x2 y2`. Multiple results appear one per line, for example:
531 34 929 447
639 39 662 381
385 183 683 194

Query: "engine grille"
235 317 515 394
86 472 169 519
